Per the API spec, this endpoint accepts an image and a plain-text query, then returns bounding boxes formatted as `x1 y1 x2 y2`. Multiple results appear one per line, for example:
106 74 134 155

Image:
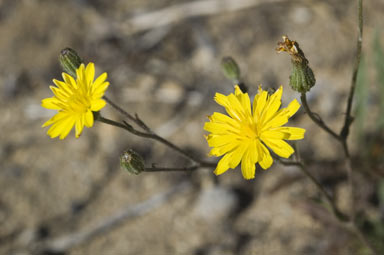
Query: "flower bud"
59 48 83 78
276 36 316 93
120 149 145 175
221 56 241 83
290 61 316 93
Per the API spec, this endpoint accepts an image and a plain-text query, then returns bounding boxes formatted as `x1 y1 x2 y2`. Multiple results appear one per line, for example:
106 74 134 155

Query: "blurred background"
1 0 384 254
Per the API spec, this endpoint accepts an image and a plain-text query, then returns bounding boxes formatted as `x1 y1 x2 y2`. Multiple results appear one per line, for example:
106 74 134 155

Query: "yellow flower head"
204 85 305 179
41 63 109 139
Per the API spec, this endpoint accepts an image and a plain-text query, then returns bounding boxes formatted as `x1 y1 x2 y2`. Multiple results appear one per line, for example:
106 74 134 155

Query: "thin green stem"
144 165 200 172
300 1 378 252
340 0 363 140
278 158 347 221
338 1 366 249
103 96 137 124
352 224 380 255
279 158 379 254
339 1 379 253
97 115 215 168
300 93 341 141
104 95 152 132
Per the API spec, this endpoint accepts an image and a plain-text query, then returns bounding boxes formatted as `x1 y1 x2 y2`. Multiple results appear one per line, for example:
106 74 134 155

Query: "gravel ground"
1 0 384 254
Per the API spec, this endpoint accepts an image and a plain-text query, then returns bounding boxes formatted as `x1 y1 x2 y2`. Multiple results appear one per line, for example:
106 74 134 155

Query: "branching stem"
300 93 340 141
145 165 201 172
340 0 363 140
277 158 347 222
97 116 216 169
299 1 379 253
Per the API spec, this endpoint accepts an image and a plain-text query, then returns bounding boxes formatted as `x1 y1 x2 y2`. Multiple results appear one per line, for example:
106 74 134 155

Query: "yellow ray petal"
41 98 61 110
214 93 241 120
209 141 240 157
47 113 73 138
262 99 301 130
204 122 239 135
280 99 300 118
228 93 248 119
260 130 290 140
241 148 256 179
270 127 305 140
262 115 289 130
253 89 268 120
234 85 251 117
214 153 232 176
261 86 282 123
206 134 237 147
50 85 69 100
42 117 55 128
214 92 229 108
228 142 249 169
261 138 294 158
59 117 76 139
286 99 301 117
75 115 84 138
53 79 74 95
90 99 106 111
84 110 94 128
258 142 273 169
92 72 107 89
209 112 240 127
85 62 95 86
42 111 69 127
249 140 259 164
92 81 109 97
76 64 85 83
61 73 77 89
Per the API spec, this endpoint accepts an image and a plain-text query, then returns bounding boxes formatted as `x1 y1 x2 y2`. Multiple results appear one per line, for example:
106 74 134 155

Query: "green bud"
120 149 145 175
289 61 316 93
221 56 241 82
59 48 83 78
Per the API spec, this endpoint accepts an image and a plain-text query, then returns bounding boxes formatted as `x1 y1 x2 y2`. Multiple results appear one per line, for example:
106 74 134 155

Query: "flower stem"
338 0 365 247
278 158 347 221
103 96 142 128
352 224 380 255
300 93 340 141
340 1 379 253
279 157 378 254
96 115 216 168
144 165 200 172
299 1 379 252
340 0 363 140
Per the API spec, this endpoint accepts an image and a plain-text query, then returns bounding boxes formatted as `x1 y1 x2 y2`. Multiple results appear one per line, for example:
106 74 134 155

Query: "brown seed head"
276 35 308 64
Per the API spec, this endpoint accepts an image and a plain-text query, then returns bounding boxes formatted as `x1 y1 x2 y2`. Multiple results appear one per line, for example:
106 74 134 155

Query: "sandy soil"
1 0 384 254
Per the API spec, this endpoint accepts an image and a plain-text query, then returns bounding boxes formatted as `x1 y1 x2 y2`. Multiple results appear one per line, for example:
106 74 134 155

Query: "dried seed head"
276 35 315 93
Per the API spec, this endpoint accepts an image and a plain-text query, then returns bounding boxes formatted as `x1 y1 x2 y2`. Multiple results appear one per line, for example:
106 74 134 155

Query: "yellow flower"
41 63 109 139
204 85 305 179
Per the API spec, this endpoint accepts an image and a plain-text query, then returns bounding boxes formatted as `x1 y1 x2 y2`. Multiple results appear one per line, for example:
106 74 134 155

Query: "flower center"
68 89 91 113
241 121 259 139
